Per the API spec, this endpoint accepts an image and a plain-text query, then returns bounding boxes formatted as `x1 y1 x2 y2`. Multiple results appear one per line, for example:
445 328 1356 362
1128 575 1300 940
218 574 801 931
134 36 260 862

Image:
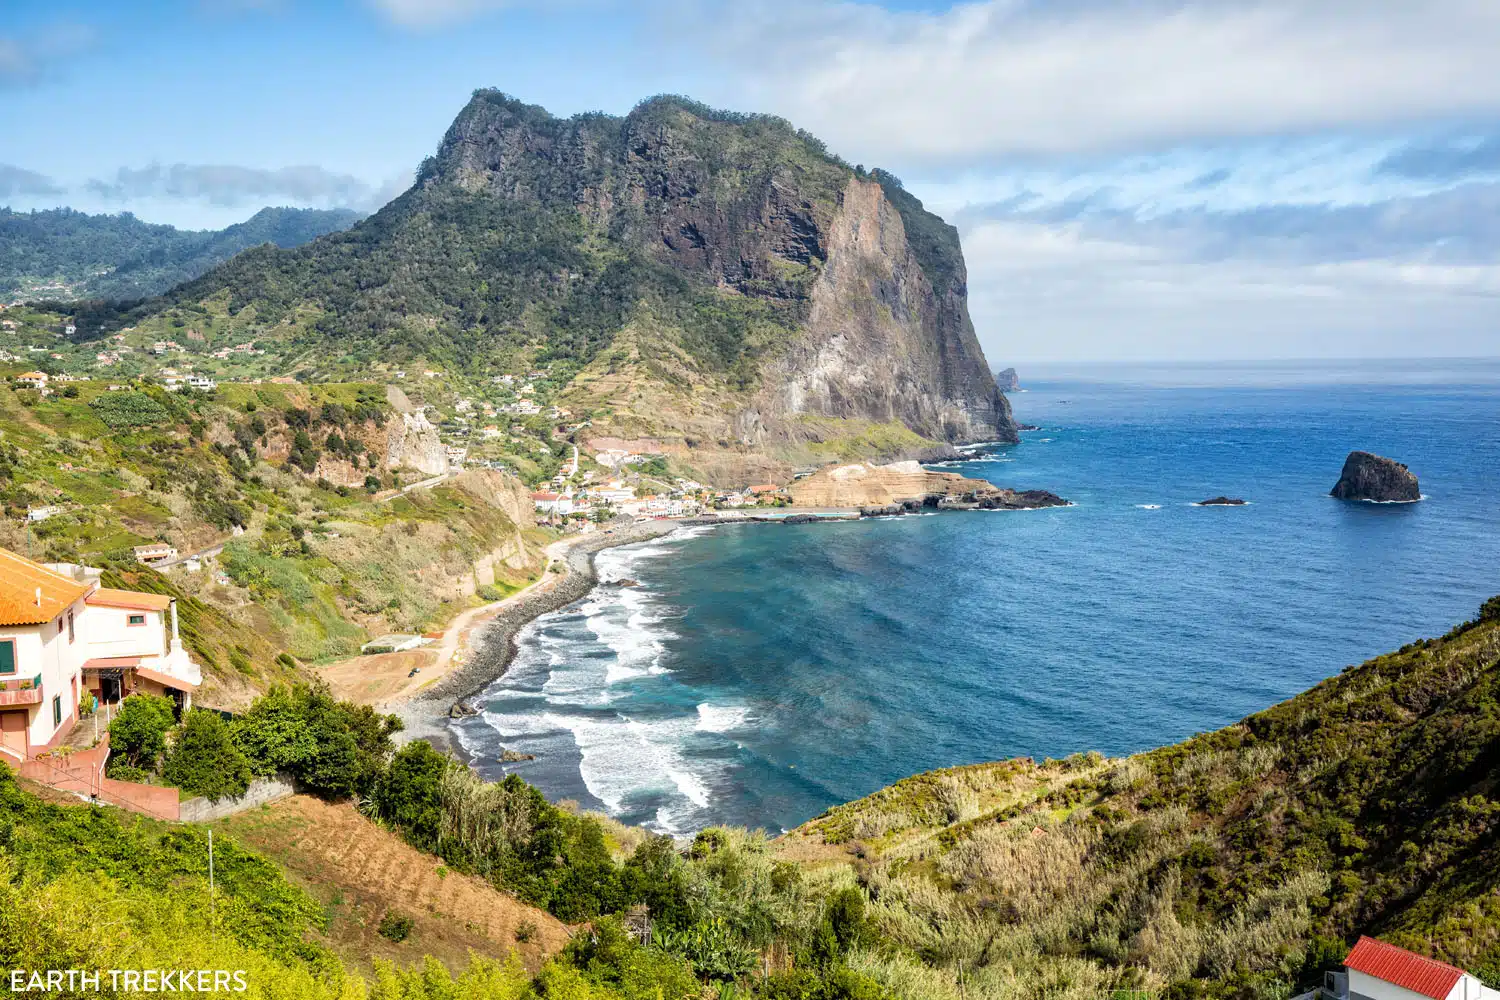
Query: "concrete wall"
1350 970 1455 1000
81 604 168 660
179 774 296 823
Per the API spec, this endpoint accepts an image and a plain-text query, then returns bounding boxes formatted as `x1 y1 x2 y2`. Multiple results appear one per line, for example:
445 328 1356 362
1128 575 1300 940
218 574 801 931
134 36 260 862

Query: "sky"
3 0 1500 363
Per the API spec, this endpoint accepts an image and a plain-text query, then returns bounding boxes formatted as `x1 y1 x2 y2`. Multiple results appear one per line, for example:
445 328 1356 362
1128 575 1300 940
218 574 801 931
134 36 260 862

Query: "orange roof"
135 666 198 691
0 548 91 626
18 371 47 380
1345 937 1465 1000
86 588 171 612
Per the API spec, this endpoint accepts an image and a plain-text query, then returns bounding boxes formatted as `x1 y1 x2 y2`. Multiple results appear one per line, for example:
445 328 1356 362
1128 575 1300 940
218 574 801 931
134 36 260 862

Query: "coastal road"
376 472 448 503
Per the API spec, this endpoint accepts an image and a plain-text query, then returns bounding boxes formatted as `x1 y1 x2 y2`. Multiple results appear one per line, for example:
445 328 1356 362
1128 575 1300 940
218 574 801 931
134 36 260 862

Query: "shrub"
106 694 177 773
1480 595 1500 623
232 683 400 799
162 709 253 801
378 910 413 943
373 741 450 851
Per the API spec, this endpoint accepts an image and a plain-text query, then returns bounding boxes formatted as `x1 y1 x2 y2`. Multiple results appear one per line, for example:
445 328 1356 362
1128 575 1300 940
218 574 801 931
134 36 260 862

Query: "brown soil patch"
318 649 438 705
216 794 570 977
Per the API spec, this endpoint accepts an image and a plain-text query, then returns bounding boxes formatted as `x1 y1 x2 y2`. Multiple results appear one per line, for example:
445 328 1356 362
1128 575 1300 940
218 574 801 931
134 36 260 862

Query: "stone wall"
179 774 296 823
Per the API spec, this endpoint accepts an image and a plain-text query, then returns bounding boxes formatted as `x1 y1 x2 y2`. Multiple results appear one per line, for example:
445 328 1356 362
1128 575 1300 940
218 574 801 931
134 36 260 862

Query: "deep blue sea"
454 359 1500 836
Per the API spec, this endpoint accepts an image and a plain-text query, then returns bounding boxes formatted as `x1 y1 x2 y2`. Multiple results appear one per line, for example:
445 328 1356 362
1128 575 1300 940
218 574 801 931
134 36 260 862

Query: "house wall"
0 593 89 756
81 604 168 660
1349 970 1461 1000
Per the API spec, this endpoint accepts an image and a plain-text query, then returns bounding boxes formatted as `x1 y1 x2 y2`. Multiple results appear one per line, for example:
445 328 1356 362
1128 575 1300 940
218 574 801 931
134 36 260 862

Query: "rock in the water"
1198 496 1247 506
781 513 821 524
995 367 1020 392
449 701 480 719
1330 451 1421 502
973 489 1071 510
499 748 537 762
603 578 641 588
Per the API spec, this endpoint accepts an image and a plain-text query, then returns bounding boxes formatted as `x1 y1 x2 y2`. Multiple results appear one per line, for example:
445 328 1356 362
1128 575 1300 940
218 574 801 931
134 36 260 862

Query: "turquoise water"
454 359 1500 835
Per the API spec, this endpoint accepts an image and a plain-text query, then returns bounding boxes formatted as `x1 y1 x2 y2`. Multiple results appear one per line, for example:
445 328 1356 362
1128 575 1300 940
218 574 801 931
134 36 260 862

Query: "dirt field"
216 794 571 977
318 649 438 705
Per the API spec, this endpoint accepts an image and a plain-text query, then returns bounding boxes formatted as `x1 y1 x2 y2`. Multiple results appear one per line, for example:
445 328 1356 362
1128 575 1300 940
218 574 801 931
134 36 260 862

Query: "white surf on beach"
454 526 747 836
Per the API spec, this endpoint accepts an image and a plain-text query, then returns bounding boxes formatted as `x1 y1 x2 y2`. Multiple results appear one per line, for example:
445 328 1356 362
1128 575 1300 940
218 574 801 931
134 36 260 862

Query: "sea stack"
1330 451 1420 502
995 368 1021 392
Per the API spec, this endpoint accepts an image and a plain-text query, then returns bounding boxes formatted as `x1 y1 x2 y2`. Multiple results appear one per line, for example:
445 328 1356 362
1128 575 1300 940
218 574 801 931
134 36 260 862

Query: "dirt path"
217 795 570 976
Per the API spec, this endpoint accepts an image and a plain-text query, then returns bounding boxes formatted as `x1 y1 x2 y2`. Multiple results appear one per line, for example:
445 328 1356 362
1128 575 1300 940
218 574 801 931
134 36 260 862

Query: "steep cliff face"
755 178 1013 442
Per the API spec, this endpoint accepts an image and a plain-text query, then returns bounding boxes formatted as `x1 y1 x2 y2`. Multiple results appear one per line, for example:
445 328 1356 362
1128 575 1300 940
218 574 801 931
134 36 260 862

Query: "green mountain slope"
0 205 361 300
91 92 1015 474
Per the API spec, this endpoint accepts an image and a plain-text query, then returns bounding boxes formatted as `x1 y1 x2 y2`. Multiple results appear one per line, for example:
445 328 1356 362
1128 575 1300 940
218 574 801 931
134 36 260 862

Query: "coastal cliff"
143 92 1014 480
788 459 1064 509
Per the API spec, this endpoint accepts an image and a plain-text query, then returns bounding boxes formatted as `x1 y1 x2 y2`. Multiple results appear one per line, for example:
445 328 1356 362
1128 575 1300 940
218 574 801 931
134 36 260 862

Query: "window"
0 639 14 675
53 695 62 727
67 611 75 643
127 614 146 626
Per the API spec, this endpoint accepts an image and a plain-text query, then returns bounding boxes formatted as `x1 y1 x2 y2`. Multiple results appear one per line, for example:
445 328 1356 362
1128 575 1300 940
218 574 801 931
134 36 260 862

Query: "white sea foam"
696 703 751 733
1136 504 1162 510
550 711 716 832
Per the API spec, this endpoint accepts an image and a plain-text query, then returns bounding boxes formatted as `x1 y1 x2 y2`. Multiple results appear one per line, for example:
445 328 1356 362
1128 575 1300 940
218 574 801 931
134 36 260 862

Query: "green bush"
161 709 253 801
372 741 450 851
1480 595 1500 623
106 694 177 773
377 910 414 943
231 683 401 799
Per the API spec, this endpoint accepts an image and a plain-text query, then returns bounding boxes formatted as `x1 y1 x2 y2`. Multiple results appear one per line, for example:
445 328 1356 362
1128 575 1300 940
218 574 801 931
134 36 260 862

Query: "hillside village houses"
16 371 48 390
0 549 201 763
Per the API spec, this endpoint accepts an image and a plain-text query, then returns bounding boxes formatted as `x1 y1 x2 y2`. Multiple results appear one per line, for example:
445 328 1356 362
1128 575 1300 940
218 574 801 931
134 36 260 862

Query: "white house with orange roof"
0 549 201 763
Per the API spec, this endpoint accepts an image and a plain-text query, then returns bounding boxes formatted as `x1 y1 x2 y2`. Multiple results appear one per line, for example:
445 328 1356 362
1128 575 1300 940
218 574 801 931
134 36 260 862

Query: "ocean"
453 359 1500 837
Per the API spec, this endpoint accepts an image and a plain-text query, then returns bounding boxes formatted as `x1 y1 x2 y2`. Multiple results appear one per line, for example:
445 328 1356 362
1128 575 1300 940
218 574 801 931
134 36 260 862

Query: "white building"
187 375 217 391
1311 937 1500 1000
531 492 574 515
0 550 201 762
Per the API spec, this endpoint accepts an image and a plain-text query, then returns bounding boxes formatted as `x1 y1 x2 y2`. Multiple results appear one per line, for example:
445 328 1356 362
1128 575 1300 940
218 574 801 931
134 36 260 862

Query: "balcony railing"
0 674 45 706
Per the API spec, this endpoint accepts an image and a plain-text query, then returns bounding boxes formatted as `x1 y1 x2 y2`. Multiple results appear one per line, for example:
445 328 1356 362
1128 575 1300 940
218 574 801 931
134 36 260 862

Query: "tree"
106 694 177 773
162 709 253 801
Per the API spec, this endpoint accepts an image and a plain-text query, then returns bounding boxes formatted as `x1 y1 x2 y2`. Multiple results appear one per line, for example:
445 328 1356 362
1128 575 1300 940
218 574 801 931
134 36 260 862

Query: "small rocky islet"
1330 451 1421 502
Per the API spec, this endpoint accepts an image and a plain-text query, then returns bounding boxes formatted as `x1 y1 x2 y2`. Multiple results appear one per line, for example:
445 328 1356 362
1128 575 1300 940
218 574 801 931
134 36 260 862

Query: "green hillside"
4 598 1498 998
0 206 360 301
0 367 544 696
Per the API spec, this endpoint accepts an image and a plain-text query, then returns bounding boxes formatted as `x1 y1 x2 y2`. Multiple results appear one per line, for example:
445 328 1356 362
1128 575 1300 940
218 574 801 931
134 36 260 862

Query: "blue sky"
3 0 1500 362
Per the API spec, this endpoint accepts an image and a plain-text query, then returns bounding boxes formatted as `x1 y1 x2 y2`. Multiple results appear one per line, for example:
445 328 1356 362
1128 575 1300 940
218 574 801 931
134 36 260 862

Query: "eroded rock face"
757 178 1015 444
1331 451 1421 502
790 460 1066 509
432 93 1017 446
995 368 1020 392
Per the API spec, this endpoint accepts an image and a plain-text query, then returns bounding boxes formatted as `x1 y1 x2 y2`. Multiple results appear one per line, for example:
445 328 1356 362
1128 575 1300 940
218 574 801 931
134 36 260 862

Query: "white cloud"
84 163 399 210
670 0 1500 164
366 0 557 27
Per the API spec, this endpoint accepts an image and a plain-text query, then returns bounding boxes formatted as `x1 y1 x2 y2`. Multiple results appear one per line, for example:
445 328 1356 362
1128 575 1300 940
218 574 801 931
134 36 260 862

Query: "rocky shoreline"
393 492 1072 758
387 520 679 754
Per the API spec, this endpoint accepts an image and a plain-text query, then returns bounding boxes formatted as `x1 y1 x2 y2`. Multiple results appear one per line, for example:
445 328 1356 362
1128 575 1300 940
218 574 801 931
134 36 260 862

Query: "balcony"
0 674 45 707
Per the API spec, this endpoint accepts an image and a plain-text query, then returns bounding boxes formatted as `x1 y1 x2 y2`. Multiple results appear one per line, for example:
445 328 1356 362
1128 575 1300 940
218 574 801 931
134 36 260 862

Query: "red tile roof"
1345 936 1465 1000
0 548 91 626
